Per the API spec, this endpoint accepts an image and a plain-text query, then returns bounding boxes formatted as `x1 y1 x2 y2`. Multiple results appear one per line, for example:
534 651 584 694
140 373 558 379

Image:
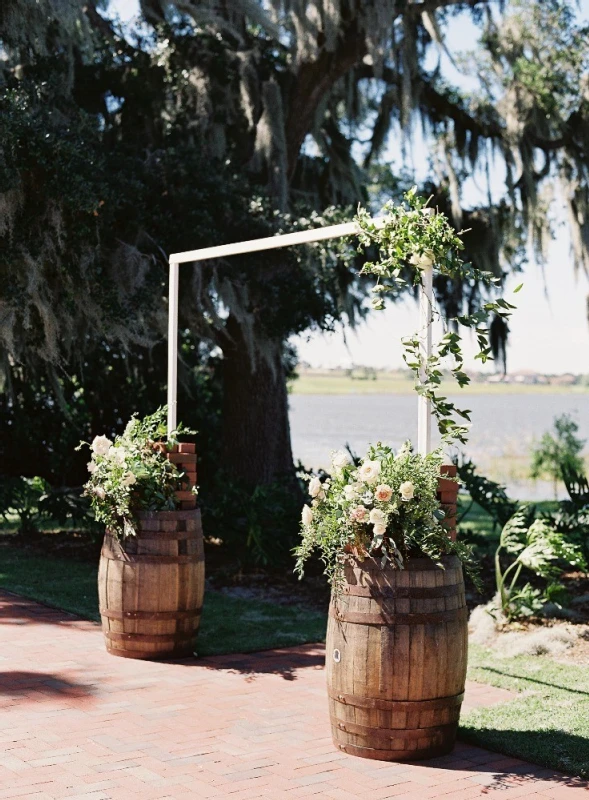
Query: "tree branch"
407 0 490 12
285 22 367 178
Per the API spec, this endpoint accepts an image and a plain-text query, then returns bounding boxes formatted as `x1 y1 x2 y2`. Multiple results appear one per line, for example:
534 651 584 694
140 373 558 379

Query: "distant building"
549 374 577 386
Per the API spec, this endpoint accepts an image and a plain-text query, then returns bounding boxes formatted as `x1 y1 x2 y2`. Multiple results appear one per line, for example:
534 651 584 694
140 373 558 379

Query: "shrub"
494 505 586 621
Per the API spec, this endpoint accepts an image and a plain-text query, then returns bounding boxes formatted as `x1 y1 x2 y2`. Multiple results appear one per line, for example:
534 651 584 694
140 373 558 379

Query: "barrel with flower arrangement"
296 443 475 762
79 408 204 660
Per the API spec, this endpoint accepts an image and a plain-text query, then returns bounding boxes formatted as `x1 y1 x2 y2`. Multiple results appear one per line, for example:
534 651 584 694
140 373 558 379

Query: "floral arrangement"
295 442 479 591
77 407 195 538
356 188 521 445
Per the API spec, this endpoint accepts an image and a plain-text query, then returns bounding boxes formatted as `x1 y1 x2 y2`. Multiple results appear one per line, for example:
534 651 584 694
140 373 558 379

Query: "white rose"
358 460 381 485
94 486 106 500
107 446 126 465
301 504 314 526
396 441 412 459
343 482 362 501
87 461 97 474
375 484 393 502
332 450 351 472
91 435 112 456
369 508 386 525
400 481 415 501
308 476 322 498
122 472 137 487
373 523 387 537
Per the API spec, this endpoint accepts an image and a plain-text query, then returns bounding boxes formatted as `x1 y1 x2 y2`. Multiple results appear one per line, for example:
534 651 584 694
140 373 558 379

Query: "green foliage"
495 505 586 621
77 407 195 538
530 413 586 497
455 457 518 530
356 190 519 445
200 471 304 567
0 476 96 536
295 442 480 591
0 476 49 535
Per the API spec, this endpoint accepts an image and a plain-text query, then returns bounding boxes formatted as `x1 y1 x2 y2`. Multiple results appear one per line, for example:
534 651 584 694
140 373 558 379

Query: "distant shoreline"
290 374 589 396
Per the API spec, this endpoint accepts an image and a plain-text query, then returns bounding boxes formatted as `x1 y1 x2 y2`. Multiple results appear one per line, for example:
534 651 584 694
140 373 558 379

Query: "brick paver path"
0 590 587 800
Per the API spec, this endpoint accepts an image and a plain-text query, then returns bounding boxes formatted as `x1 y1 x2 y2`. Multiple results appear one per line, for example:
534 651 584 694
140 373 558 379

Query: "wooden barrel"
326 555 467 761
98 509 205 660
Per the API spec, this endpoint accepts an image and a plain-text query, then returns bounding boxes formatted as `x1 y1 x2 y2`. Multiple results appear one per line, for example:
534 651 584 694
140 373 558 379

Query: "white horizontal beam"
169 218 385 265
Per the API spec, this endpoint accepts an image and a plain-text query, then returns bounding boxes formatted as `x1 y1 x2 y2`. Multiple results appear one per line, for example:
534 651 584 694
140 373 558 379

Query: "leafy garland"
356 188 521 445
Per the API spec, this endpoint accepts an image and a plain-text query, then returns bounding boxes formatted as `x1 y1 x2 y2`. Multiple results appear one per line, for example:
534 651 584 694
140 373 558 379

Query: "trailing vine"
356 188 521 445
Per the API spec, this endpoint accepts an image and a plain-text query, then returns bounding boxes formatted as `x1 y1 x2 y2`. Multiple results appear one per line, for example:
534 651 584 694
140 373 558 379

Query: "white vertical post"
417 263 433 456
167 261 179 438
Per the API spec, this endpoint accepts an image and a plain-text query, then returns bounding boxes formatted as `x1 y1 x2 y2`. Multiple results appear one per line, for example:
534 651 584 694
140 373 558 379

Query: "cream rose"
358 460 381 485
332 450 351 472
400 481 415 501
308 476 322 498
107 446 126 465
301 504 314 526
343 482 362 501
374 484 392 502
91 435 112 456
373 523 387 537
350 505 368 523
87 461 97 474
122 472 137 487
94 486 106 500
369 508 386 525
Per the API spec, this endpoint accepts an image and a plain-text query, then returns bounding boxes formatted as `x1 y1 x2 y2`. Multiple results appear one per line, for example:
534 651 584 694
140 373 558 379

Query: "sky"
109 0 589 374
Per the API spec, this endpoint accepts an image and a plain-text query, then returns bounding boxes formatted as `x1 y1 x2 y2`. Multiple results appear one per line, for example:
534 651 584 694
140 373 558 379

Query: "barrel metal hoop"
100 608 201 621
101 549 202 564
333 719 458 741
335 740 454 761
329 606 467 626
105 631 196 644
342 584 461 599
328 690 464 713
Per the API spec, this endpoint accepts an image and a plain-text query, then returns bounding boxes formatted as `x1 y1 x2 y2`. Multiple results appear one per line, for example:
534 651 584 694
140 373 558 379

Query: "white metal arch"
167 217 433 455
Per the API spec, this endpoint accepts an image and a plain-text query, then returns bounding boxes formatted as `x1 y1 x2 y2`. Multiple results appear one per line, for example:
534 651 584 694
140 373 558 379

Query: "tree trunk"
221 315 297 488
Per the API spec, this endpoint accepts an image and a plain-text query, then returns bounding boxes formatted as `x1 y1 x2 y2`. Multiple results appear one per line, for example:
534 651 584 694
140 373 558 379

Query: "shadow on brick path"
0 671 97 699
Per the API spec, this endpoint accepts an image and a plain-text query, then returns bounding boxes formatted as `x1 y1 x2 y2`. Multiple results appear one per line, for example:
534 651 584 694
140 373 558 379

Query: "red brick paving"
0 590 586 800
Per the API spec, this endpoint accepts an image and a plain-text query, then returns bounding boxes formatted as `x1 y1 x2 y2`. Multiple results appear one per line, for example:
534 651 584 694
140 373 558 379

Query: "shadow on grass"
474 665 589 697
458 727 589 782
0 671 96 699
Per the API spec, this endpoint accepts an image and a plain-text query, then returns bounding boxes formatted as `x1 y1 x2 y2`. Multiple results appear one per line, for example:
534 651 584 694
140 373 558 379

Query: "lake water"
289 393 589 500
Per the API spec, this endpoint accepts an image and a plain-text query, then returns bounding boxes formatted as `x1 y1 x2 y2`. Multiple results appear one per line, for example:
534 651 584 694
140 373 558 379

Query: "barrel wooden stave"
326 555 467 761
98 509 204 660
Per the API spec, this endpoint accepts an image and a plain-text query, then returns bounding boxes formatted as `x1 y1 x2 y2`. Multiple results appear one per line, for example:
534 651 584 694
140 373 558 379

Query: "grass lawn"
290 372 589 396
0 545 326 656
463 644 589 779
1 540 588 778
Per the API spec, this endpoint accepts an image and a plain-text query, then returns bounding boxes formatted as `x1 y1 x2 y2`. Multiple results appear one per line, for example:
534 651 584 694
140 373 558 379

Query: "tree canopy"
1 0 589 499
